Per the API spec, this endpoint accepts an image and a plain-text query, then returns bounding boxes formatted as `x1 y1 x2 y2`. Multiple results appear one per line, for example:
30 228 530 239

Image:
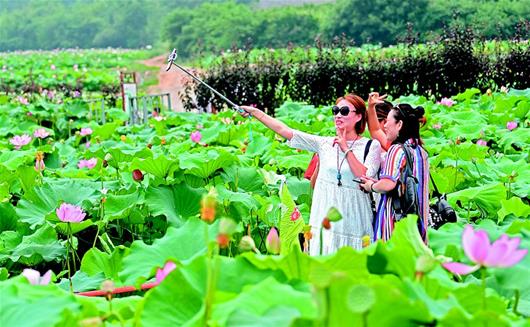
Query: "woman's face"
334 99 361 132
384 110 402 142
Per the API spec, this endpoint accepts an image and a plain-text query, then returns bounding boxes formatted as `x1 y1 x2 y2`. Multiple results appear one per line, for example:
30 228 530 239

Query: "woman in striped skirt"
360 92 430 243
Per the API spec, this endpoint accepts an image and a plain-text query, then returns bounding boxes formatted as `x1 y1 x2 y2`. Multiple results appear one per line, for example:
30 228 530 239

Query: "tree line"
0 0 528 54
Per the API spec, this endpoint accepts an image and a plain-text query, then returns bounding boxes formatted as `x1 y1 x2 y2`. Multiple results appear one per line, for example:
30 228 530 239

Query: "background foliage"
0 0 528 55
185 30 530 113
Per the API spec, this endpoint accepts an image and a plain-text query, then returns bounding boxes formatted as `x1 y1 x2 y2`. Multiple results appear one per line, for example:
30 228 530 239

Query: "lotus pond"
0 86 529 326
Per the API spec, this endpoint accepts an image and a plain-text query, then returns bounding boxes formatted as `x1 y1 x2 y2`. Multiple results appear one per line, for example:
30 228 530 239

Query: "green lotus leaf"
80 246 129 282
0 279 80 327
448 183 507 218
279 183 305 255
120 218 218 285
497 197 530 223
212 277 317 326
178 149 238 179
220 166 265 194
130 155 178 180
145 183 205 226
0 202 17 232
5 224 65 265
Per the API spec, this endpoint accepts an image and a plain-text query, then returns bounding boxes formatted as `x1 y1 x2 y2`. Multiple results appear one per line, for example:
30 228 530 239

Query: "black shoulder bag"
429 174 457 229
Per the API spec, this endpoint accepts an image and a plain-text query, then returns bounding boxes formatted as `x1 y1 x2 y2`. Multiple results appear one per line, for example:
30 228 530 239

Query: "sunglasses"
332 105 356 116
393 104 407 118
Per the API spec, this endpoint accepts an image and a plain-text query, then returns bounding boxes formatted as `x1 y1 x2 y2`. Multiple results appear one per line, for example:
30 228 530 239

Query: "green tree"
324 0 430 45
254 6 323 48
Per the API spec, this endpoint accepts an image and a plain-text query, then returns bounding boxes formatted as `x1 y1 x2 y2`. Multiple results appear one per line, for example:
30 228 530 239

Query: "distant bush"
183 28 530 114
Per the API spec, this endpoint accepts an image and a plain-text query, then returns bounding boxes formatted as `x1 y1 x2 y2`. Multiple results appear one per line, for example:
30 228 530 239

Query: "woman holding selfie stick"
239 94 381 254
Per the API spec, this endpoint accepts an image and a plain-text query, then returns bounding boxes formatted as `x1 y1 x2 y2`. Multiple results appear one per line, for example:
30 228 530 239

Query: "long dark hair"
391 103 426 145
375 100 392 121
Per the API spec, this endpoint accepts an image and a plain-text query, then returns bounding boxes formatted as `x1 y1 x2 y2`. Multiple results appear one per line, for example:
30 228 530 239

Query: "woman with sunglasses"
239 94 381 254
360 92 430 243
306 100 393 189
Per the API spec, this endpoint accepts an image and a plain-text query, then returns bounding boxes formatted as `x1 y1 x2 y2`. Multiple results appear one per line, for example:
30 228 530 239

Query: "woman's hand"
368 92 386 108
238 105 264 119
334 127 349 152
359 176 376 192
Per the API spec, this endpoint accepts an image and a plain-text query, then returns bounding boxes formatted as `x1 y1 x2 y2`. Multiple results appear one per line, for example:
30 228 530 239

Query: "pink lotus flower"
155 261 176 283
50 64 56 70
78 158 97 169
442 225 528 275
17 96 29 105
22 269 52 285
33 128 50 139
85 141 91 148
266 227 280 254
10 134 32 150
27 112 33 117
80 127 93 136
56 203 86 223
506 121 517 131
433 123 442 130
290 207 301 221
437 98 455 107
500 86 508 93
72 90 81 98
73 64 79 71
476 139 488 147
190 130 202 143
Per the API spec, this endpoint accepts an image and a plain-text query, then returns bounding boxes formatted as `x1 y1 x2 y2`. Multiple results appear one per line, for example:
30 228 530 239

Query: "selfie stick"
166 49 246 114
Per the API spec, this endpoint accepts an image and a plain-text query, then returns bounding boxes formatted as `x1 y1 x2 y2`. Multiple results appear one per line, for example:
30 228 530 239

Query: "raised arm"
367 92 391 151
239 105 293 140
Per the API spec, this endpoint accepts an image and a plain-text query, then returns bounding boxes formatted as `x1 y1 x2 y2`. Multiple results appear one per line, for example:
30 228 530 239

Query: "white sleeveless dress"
287 130 381 254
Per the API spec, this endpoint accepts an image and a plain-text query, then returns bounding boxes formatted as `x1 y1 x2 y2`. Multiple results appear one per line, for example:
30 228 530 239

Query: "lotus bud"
219 218 237 235
266 227 280 255
239 235 259 253
322 217 331 230
101 280 115 294
217 234 230 249
200 189 218 223
132 169 144 182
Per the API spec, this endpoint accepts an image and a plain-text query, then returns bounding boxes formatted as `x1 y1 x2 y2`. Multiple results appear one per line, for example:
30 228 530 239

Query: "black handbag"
429 174 457 229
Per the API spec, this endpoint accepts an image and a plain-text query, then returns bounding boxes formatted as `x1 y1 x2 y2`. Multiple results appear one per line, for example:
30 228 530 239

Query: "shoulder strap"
430 173 442 197
363 139 373 162
401 144 415 177
363 139 377 219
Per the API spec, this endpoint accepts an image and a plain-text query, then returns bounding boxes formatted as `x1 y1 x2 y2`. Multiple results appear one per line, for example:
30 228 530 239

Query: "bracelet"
370 182 376 193
343 149 353 156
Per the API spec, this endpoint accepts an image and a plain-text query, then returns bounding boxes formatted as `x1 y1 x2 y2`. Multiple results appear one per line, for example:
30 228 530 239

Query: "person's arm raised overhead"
367 92 391 151
239 105 294 140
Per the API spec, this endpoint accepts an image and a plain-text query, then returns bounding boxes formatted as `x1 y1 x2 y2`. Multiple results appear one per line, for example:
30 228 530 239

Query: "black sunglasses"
332 105 356 116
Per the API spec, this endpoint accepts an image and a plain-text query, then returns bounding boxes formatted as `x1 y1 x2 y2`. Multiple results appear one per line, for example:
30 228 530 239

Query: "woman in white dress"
239 94 381 254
